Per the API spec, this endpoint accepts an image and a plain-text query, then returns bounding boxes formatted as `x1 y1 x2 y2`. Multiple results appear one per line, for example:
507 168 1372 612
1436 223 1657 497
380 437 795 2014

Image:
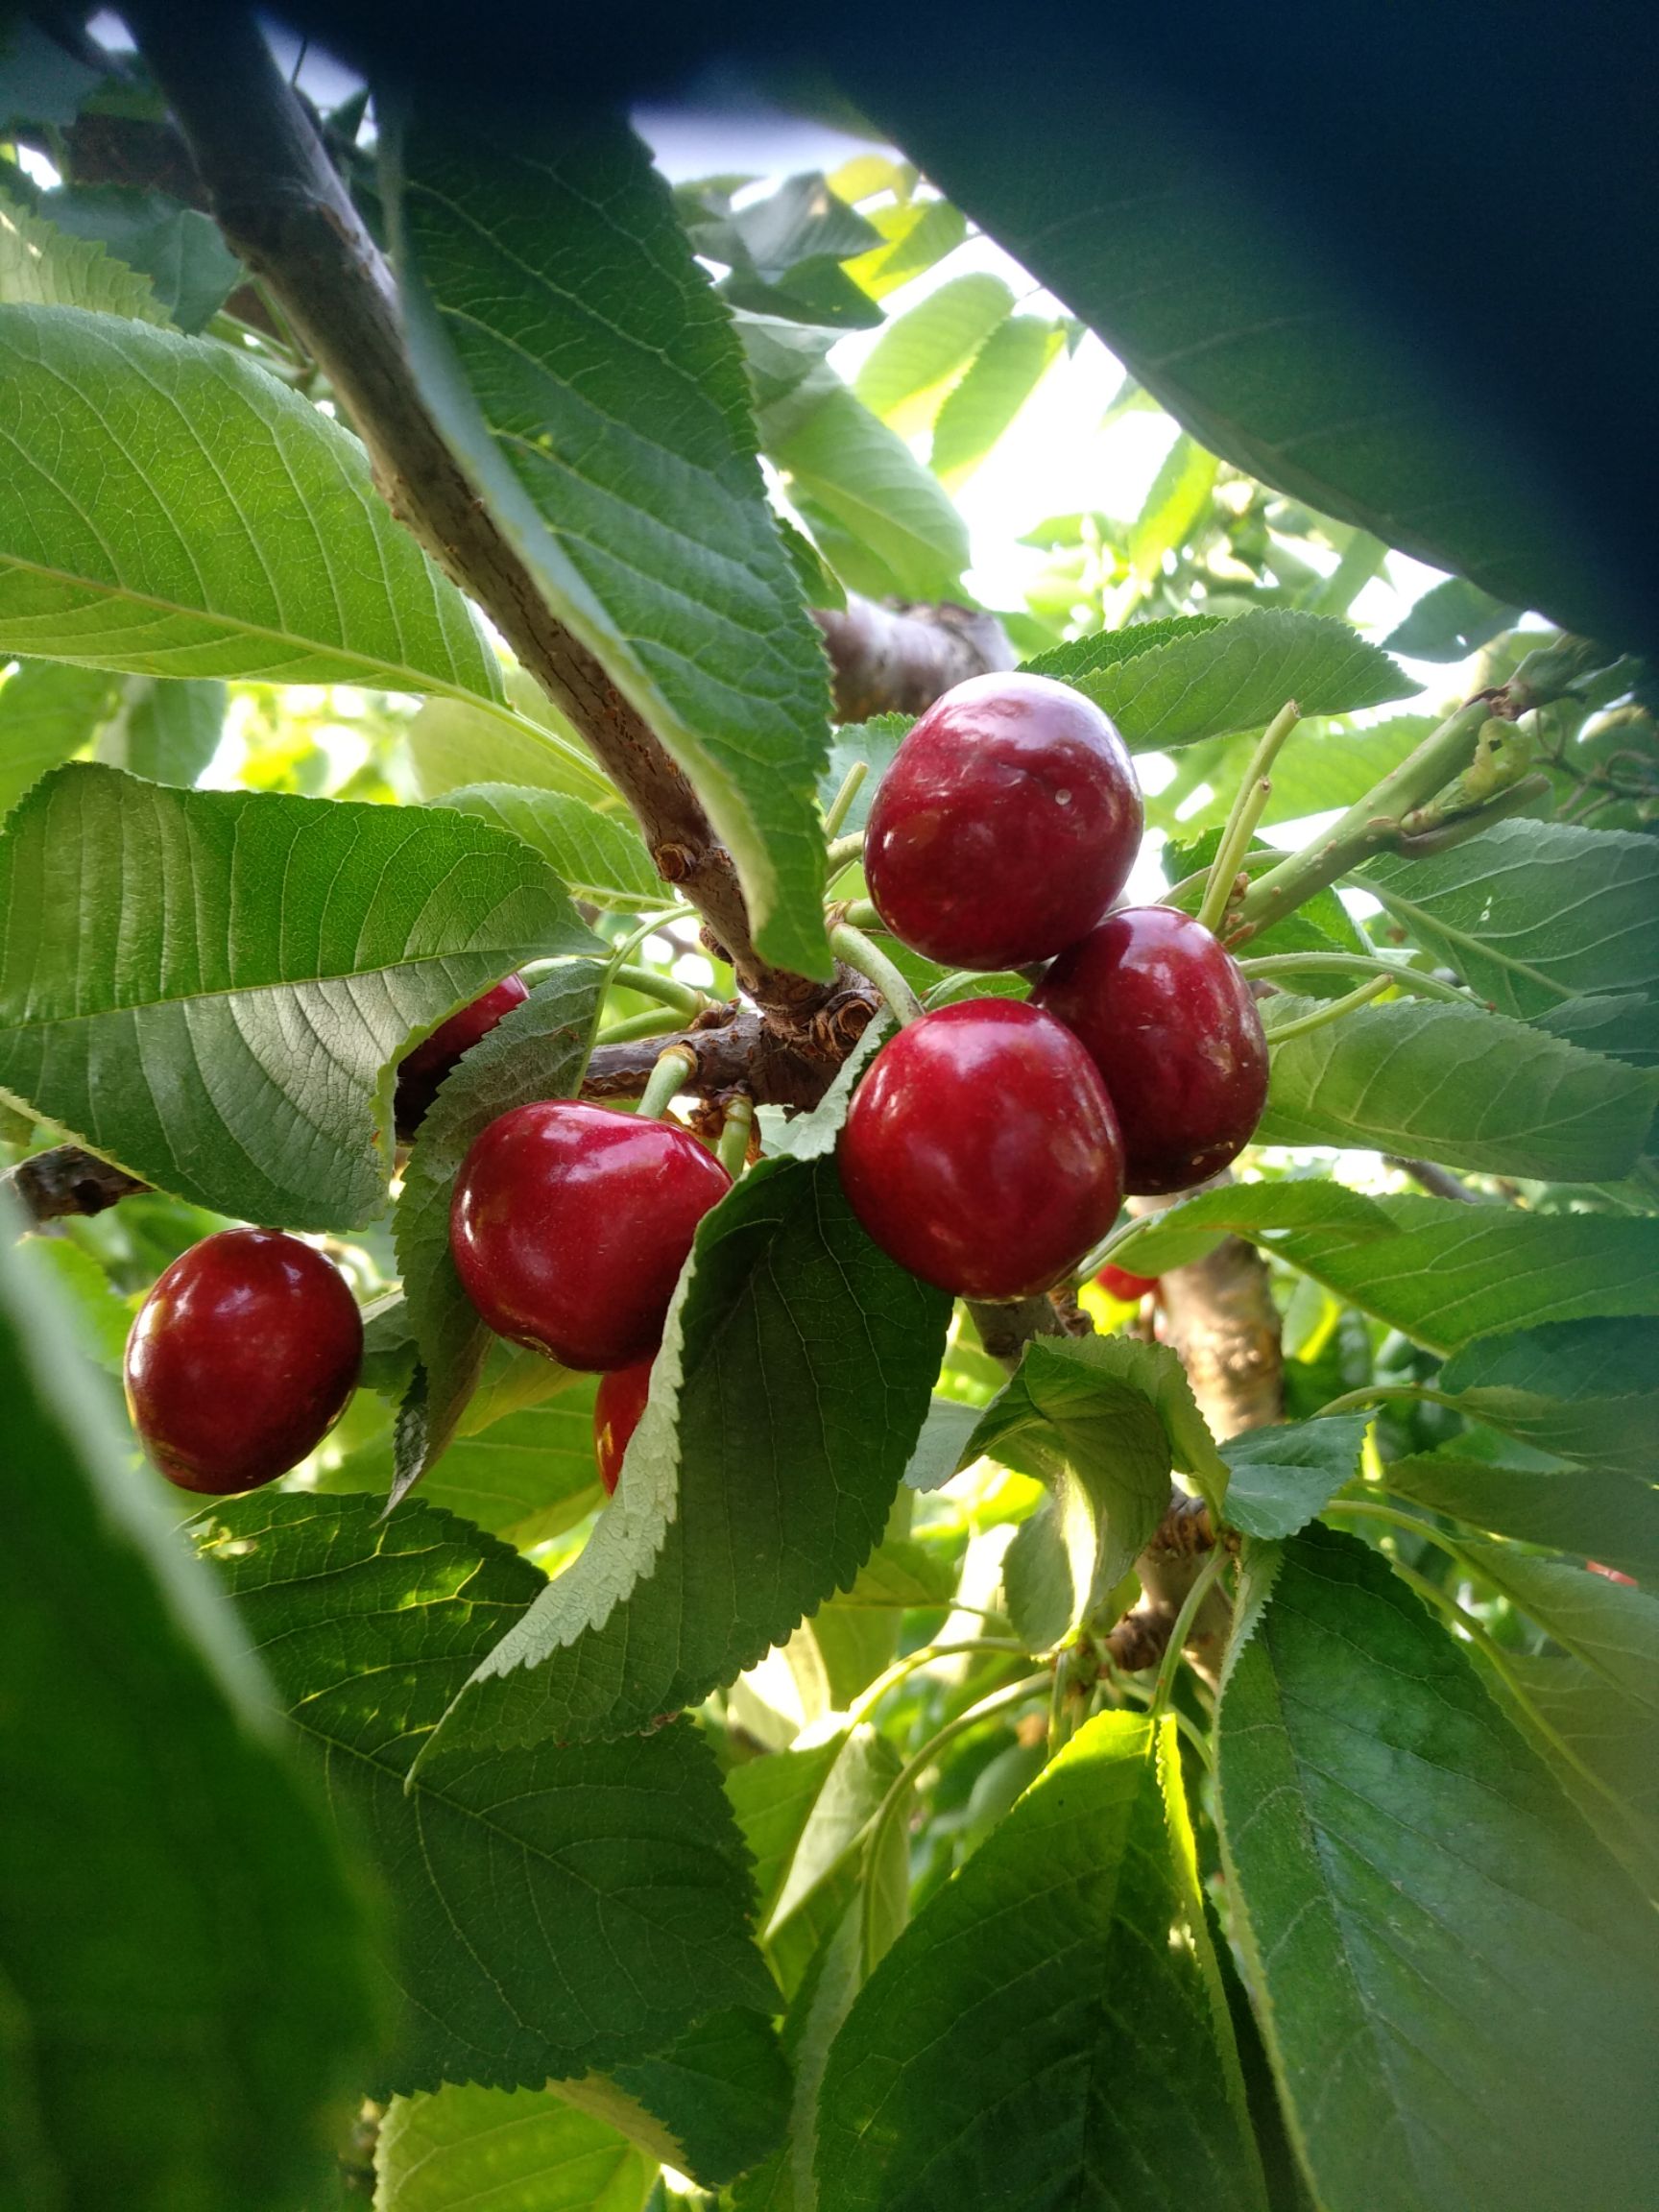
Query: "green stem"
839 898 880 930
636 1044 697 1122
1196 699 1300 937
1234 698 1493 943
1072 1214 1149 1286
1262 973 1391 1043
609 962 705 1015
1147 1548 1230 1719
823 760 869 839
830 922 925 1026
716 1093 754 1179
860 1672 1052 1973
594 1006 686 1047
608 903 700 968
1238 952 1477 1005
843 1640 1035 1732
1311 529 1389 618
824 831 866 885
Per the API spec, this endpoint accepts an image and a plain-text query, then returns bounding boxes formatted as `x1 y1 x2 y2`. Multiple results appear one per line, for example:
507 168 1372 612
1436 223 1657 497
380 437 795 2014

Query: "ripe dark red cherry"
395 974 530 1137
450 1100 730 1370
124 1227 363 1495
837 999 1124 1300
863 671 1143 971
1034 906 1268 1194
1095 1263 1159 1303
594 1358 654 1496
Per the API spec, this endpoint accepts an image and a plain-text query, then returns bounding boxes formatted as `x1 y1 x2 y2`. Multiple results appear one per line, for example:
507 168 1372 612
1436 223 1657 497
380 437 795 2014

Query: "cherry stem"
1238 951 1478 1006
609 962 706 1016
594 1005 687 1047
859 1671 1053 1973
829 921 925 1027
1262 972 1392 1042
636 1043 697 1121
1147 1546 1230 1720
824 830 866 887
1196 698 1300 937
822 758 869 839
716 1092 754 1178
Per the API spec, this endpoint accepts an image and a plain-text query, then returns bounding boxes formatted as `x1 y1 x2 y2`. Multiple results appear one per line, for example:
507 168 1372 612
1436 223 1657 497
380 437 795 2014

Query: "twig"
2 1146 150 1225
1382 1154 1485 1203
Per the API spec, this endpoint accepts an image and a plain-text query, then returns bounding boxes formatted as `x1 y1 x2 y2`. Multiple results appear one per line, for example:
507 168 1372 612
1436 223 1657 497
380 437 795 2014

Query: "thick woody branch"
127 2 826 1016
813 598 1015 724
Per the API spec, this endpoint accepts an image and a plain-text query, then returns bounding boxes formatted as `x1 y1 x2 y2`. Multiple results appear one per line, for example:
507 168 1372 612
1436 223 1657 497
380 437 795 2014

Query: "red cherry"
594 1358 654 1496
449 1100 730 1370
1095 1262 1159 1302
124 1227 363 1495
837 999 1124 1299
863 672 1143 971
1034 907 1268 1194
395 974 530 1137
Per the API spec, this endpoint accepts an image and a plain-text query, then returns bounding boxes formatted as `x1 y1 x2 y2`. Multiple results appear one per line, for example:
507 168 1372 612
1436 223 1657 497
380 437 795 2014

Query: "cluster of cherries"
839 670 1267 1299
122 669 1265 1502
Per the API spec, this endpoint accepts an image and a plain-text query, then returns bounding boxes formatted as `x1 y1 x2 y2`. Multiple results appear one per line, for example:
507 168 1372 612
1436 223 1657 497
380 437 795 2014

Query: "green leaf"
1384 1451 1659 1584
853 272 1013 429
0 193 170 322
384 108 834 980
0 1208 375 2212
840 1536 957 1609
1215 1524 1659 2212
560 2006 789 2189
1361 819 1659 1018
1382 574 1521 661
817 711 910 836
100 675 226 787
1110 1183 1659 1353
406 665 614 805
1219 1414 1368 1539
1127 432 1219 583
1025 609 1415 751
1535 989 1659 1070
1490 1652 1659 1905
928 314 1063 488
426 1155 951 1750
1435 1317 1659 1477
0 765 599 1230
40 185 243 333
323 1380 604 1552
966 1342 1174 1635
844 195 967 298
816 1712 1267 2212
0 305 502 695
875 82 1593 626
374 2081 655 2212
0 659 117 814
1149 713 1437 838
194 1491 773 2094
394 961 608 1479
766 1728 902 1938
1259 997 1659 1180
902 1394 983 1493
1460 1542 1659 1714
691 172 883 330
437 782 660 909
728 1740 846 1929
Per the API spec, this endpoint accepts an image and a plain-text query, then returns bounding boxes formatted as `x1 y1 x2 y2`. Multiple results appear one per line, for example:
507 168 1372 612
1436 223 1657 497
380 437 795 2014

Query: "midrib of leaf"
1370 886 1575 1001
1223 1660 1415 2182
0 536 515 707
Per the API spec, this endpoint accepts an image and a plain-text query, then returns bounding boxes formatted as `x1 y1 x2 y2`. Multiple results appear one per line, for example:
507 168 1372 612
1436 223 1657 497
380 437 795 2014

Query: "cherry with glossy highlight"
837 998 1124 1300
124 1227 363 1495
1034 905 1268 1194
863 671 1142 971
449 1100 730 1371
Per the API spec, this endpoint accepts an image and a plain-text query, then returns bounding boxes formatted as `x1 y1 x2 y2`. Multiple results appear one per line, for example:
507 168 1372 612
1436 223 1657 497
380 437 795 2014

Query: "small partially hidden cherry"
863 671 1143 971
1095 1262 1159 1303
450 1100 730 1371
594 1358 654 1496
837 998 1124 1300
1035 906 1268 1194
395 974 530 1138
124 1227 363 1495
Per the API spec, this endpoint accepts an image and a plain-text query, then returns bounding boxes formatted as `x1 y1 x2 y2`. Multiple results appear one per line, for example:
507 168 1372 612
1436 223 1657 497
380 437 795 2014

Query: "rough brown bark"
126 1 830 1019
813 599 1015 723
1155 1234 1285 1442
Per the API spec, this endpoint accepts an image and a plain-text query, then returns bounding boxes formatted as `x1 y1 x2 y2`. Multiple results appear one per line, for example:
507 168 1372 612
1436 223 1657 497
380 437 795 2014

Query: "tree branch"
126 1 829 1017
2 1146 148 1225
813 599 1014 724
